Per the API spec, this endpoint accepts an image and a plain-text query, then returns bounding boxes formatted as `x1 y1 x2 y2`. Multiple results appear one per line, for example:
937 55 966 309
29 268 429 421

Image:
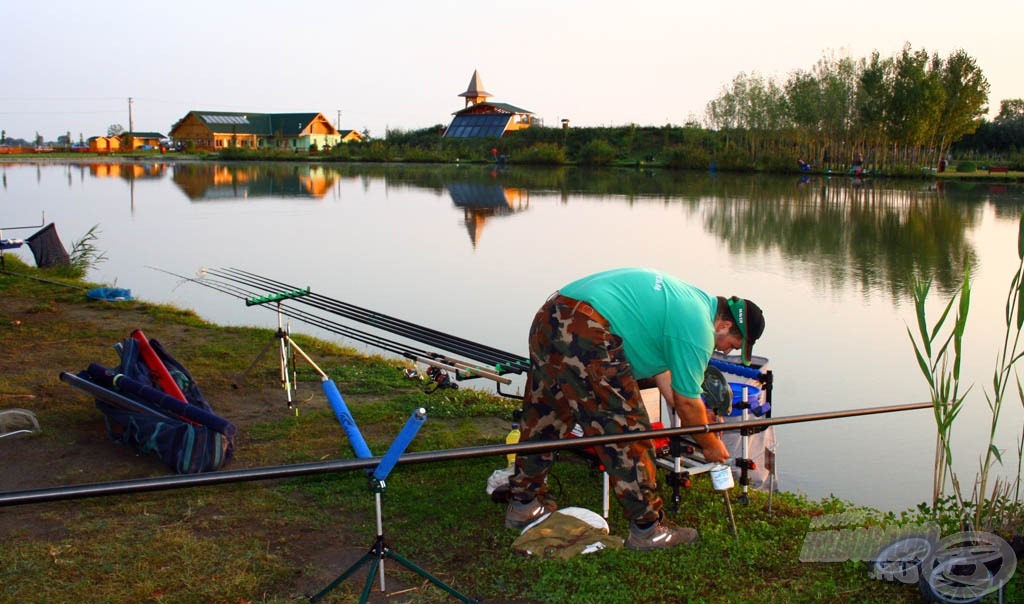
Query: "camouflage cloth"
510 294 663 524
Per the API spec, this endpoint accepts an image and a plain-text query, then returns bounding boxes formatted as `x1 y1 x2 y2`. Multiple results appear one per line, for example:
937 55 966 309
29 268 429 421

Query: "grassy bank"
0 257 1013 603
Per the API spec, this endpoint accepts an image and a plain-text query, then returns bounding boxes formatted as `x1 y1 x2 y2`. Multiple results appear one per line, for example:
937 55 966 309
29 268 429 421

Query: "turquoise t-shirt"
559 268 717 398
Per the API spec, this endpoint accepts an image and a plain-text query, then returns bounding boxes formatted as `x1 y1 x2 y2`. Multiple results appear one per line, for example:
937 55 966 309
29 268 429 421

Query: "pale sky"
2 0 1021 142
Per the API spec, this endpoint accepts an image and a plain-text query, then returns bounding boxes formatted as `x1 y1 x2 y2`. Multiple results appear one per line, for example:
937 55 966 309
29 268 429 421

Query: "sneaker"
505 497 557 530
625 514 699 551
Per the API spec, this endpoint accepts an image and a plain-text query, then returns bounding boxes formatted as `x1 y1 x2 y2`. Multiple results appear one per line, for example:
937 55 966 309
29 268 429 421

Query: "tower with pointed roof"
458 70 492 108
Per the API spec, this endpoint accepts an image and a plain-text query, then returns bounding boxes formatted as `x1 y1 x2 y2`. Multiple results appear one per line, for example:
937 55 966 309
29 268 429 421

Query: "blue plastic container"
729 383 767 417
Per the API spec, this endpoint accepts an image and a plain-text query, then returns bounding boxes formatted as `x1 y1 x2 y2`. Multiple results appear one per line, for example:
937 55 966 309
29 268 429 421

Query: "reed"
908 208 1024 532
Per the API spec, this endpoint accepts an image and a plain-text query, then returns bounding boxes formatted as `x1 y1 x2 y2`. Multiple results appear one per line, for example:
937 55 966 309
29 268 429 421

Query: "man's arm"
668 392 730 463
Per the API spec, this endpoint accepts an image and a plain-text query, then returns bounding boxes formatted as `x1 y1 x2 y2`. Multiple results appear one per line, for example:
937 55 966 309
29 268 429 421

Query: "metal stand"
309 483 476 603
234 289 311 411
310 409 475 604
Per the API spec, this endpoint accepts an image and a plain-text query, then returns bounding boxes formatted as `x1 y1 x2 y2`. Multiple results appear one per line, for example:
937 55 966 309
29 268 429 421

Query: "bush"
575 139 616 166
516 143 567 165
956 161 977 173
663 144 712 169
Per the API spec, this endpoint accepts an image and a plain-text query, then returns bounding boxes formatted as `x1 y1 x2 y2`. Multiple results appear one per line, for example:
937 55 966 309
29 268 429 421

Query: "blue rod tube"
709 358 764 380
372 408 426 482
321 378 372 459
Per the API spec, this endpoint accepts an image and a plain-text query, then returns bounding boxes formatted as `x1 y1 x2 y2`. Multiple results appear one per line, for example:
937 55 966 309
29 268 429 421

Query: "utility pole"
336 109 341 129
128 97 134 134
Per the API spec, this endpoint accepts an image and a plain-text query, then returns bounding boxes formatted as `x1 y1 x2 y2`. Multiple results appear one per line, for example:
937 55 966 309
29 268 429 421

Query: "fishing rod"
213 267 526 368
153 266 452 359
204 267 530 373
0 399 932 507
151 267 518 385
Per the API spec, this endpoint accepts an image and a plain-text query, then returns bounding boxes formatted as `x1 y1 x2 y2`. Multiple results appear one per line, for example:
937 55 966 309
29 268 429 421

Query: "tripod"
309 409 476 603
235 289 311 411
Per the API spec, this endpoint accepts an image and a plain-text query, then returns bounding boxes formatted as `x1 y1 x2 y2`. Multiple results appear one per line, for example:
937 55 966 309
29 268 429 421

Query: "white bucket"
710 464 734 490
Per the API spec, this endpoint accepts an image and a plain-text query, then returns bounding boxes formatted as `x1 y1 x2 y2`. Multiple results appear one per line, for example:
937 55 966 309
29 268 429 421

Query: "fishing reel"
424 366 459 393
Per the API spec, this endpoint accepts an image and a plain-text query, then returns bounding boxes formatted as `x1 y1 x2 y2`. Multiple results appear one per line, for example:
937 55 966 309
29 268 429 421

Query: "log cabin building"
168 111 354 151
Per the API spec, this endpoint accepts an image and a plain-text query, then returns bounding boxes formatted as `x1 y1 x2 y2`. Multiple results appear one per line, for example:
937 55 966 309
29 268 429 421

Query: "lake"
3 159 1023 513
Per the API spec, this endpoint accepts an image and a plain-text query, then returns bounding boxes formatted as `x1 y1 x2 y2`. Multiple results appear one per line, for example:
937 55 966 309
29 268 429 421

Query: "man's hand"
670 392 731 463
700 437 730 463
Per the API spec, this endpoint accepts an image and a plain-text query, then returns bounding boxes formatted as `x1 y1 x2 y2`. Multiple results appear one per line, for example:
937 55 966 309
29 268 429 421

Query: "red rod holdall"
130 329 189 402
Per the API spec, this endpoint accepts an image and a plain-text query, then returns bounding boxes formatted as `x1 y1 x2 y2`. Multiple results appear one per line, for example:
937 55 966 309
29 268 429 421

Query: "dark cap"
726 297 765 366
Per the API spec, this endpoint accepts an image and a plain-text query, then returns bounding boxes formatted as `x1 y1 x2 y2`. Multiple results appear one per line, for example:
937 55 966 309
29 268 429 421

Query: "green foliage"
663 143 712 169
60 224 107 278
956 160 977 172
575 139 617 166
516 142 567 165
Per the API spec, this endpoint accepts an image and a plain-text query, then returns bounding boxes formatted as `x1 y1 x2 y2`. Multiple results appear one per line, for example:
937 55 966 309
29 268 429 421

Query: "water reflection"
446 181 529 248
702 176 982 299
87 162 168 180
170 163 338 200
8 160 1024 302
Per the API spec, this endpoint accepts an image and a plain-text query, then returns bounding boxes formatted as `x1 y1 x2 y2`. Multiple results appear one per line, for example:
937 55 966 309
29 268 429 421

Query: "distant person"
798 158 811 172
505 268 765 550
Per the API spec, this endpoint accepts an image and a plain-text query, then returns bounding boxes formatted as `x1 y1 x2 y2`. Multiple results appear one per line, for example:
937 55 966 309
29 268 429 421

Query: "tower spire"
458 69 492 107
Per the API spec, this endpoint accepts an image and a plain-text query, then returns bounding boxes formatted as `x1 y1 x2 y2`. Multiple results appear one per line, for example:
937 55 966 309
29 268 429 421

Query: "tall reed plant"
908 209 1024 533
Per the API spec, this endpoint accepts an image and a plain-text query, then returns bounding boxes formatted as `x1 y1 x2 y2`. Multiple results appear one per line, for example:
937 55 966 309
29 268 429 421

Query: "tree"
933 49 989 163
856 51 893 166
107 124 125 137
885 44 944 166
994 98 1024 125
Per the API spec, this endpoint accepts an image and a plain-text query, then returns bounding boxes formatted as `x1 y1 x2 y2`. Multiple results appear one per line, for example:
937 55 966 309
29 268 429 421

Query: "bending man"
505 267 765 550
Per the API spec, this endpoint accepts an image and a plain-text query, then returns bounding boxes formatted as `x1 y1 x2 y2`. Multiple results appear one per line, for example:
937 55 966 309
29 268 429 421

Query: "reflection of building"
443 70 538 138
87 162 168 179
171 163 337 200
446 181 529 247
169 111 347 151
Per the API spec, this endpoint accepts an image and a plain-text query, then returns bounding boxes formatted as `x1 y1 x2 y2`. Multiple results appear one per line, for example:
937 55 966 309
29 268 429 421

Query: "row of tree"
704 43 990 171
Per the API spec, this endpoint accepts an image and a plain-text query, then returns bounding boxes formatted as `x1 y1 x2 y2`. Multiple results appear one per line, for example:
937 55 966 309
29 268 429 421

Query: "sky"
1 0 1021 143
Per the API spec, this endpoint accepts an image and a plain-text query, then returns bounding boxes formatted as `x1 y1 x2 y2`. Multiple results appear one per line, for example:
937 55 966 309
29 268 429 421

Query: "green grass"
0 256 1018 603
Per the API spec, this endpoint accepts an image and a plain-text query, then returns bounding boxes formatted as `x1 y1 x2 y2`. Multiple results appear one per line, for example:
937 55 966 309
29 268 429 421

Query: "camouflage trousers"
509 293 663 524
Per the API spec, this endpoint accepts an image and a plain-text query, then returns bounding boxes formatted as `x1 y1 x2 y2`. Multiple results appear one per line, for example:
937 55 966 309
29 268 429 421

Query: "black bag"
82 334 235 474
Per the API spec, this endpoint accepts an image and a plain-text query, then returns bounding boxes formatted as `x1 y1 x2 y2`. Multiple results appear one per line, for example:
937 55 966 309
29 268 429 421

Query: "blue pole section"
709 358 764 380
321 377 373 459
373 408 426 482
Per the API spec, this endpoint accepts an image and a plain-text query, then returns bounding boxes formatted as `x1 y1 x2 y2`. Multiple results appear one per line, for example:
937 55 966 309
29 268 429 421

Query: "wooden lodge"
168 111 353 151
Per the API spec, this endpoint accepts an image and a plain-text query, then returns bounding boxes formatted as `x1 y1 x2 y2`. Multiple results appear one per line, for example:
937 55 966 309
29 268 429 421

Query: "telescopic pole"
0 397 932 508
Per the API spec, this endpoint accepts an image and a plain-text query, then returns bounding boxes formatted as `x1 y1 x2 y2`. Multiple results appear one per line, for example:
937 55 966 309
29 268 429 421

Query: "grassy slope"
0 257 1013 603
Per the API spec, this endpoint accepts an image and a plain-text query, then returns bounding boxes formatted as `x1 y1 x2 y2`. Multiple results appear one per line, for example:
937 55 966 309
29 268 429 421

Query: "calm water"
3 159 1023 512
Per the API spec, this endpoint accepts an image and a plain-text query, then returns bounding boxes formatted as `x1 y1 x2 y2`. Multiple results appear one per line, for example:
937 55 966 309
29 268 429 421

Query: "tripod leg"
232 335 278 388
385 546 477 603
308 547 378 603
280 329 295 408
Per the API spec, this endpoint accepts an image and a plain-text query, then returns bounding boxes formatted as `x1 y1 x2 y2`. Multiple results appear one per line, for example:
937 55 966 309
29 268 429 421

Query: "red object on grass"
130 329 189 403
